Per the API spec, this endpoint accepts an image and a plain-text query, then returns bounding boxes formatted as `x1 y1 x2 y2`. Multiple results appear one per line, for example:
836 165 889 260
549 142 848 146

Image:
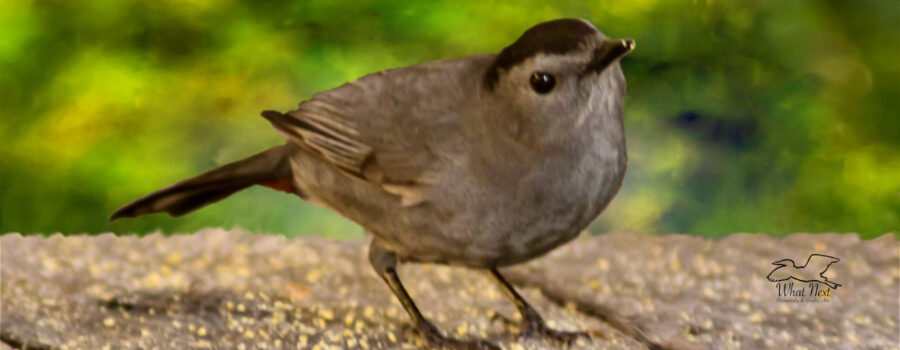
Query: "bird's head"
772 259 795 267
483 19 634 140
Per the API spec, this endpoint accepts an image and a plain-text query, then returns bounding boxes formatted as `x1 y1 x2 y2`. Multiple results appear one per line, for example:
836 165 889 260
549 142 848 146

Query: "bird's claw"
493 307 594 345
489 311 517 328
413 321 501 350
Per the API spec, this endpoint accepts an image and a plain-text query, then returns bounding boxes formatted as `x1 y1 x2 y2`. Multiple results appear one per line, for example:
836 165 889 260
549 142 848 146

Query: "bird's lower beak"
586 38 635 74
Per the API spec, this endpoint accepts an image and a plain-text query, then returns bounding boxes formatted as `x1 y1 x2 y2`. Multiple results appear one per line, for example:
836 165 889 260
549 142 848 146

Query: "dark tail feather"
110 145 293 221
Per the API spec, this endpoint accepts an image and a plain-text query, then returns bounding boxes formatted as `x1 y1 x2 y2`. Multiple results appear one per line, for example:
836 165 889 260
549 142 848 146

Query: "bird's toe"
414 321 500 350
494 308 594 344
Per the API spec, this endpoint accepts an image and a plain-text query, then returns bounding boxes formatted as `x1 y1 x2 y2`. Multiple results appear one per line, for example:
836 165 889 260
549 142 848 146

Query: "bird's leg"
369 242 500 350
489 269 590 344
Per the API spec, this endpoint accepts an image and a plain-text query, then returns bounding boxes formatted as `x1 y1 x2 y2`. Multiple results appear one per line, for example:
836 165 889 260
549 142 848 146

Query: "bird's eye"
529 72 556 94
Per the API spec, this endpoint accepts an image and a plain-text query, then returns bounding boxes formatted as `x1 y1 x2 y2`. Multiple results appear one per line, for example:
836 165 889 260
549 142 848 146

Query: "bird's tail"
109 145 294 221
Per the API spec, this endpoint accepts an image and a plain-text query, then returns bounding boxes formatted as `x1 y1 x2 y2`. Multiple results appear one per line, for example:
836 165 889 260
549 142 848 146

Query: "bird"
767 254 841 289
111 18 634 349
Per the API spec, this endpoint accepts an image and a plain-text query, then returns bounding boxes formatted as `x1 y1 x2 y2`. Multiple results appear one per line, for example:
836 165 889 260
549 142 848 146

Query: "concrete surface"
1 229 897 349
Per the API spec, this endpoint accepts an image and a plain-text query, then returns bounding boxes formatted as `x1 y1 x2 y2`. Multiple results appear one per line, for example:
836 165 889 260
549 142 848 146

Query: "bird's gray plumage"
112 18 635 348
264 38 628 267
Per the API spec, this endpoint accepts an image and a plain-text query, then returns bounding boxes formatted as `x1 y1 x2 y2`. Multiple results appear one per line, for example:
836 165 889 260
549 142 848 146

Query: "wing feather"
262 108 373 176
261 56 486 205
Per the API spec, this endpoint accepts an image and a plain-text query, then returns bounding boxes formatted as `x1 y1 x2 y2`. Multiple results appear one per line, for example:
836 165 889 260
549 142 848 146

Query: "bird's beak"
585 38 635 74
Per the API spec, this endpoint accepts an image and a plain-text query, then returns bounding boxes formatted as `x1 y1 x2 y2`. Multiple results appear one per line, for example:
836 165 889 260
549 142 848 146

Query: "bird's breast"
443 136 626 267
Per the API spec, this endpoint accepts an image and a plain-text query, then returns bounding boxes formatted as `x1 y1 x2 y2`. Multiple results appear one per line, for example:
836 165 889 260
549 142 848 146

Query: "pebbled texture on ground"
1 229 897 349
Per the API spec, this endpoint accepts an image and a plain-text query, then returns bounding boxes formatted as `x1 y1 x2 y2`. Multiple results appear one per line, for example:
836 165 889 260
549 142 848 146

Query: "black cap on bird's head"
484 18 634 90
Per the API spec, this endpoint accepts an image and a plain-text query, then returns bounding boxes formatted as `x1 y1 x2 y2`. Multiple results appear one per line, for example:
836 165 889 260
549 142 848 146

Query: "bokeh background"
1 0 897 238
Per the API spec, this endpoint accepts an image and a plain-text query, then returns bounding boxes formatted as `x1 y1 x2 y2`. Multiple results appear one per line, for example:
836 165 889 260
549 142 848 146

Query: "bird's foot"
491 308 593 345
413 321 501 350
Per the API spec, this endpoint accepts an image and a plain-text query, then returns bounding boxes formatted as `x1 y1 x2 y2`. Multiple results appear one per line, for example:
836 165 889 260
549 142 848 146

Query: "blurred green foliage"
1 0 897 238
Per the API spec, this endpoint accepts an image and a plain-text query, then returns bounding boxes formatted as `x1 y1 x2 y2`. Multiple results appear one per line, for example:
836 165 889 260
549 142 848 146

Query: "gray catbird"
112 18 633 349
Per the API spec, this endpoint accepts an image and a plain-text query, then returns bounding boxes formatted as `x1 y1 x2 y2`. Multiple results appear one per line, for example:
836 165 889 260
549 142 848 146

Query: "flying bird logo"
767 254 841 289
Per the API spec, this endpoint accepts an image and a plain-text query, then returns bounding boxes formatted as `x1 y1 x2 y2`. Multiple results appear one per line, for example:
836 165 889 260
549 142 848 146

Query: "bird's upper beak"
585 38 635 74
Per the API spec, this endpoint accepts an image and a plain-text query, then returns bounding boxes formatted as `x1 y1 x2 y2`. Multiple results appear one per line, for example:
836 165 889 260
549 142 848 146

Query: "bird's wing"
263 56 485 205
805 254 840 276
262 104 373 177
